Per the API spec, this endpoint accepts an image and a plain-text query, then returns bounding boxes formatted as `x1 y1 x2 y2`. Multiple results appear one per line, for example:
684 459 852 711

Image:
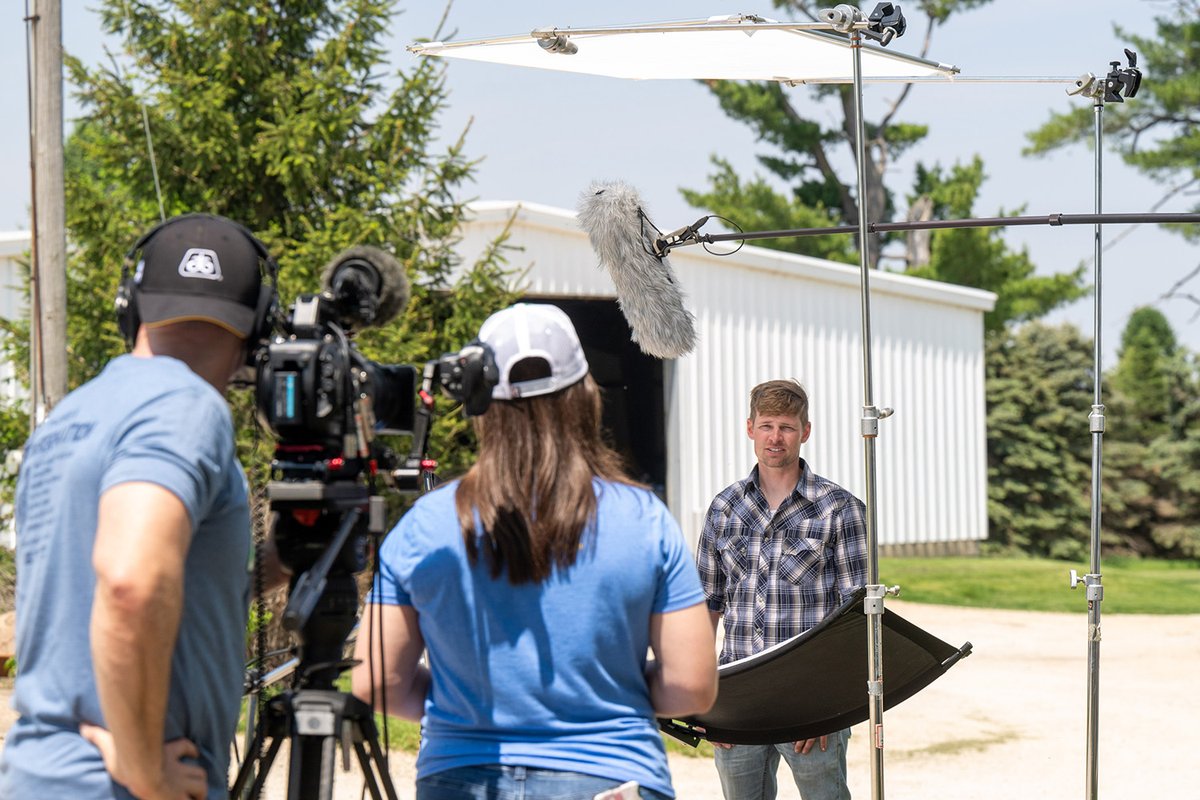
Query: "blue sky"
2 0 1196 364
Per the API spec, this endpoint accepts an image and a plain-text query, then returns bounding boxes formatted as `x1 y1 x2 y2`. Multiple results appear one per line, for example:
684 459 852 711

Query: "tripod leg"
230 714 284 800
356 718 400 800
354 736 406 800
353 741 386 800
231 734 285 800
288 733 338 800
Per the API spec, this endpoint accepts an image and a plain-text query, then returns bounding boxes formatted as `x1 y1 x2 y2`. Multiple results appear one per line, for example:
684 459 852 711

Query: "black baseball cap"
133 214 264 339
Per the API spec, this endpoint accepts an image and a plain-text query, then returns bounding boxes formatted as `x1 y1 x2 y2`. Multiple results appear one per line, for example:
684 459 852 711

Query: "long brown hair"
454 374 635 584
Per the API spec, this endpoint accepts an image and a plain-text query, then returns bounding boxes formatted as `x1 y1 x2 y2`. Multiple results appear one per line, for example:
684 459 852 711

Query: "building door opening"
534 298 667 499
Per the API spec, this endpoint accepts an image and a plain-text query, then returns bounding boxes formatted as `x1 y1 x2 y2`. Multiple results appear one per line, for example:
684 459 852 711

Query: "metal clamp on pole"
1088 404 1106 434
860 406 894 439
1069 569 1105 605
863 583 901 615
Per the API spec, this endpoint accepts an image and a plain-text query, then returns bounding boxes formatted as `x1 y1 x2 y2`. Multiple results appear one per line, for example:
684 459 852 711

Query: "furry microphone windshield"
576 181 697 359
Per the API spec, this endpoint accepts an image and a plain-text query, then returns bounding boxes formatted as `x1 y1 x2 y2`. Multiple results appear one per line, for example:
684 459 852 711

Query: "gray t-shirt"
2 354 251 799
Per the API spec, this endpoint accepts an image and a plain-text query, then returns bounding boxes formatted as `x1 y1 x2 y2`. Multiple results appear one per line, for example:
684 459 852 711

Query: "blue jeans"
712 729 851 800
416 764 673 800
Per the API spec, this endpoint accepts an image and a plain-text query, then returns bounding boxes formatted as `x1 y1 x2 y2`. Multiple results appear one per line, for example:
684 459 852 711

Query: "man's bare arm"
90 482 205 799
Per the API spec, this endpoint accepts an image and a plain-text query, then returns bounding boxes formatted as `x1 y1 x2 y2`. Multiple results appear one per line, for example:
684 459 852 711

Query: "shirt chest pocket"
716 532 752 582
778 520 836 585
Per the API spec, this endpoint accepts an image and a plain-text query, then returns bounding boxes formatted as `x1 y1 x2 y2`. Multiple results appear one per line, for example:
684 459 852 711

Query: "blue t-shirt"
2 355 251 799
368 478 705 799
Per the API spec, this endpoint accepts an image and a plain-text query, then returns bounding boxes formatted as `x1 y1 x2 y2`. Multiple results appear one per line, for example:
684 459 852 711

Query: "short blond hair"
749 379 809 427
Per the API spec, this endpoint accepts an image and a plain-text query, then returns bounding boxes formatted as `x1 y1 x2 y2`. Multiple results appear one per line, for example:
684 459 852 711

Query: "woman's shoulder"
391 479 462 534
594 477 660 504
594 479 675 527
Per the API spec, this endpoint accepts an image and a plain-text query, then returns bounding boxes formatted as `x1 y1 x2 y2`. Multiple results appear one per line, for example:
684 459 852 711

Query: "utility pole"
28 0 68 425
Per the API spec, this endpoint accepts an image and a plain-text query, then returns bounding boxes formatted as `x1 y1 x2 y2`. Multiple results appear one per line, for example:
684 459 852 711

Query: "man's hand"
793 735 828 754
694 725 733 750
81 723 207 800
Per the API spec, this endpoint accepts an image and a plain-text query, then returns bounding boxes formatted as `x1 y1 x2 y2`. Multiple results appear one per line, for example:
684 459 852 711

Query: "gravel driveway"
3 599 1197 799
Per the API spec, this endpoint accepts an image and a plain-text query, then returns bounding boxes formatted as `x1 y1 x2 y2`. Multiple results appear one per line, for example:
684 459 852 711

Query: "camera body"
255 292 499 484
255 293 417 476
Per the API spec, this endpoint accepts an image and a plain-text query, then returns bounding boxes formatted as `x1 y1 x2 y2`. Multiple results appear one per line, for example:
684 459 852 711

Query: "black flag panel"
661 588 972 746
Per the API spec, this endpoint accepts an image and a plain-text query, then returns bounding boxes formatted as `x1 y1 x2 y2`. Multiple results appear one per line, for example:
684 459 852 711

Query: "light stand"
1066 49 1141 800
841 13 894 800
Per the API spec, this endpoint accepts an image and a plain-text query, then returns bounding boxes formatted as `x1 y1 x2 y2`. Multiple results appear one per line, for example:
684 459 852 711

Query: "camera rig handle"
390 361 441 493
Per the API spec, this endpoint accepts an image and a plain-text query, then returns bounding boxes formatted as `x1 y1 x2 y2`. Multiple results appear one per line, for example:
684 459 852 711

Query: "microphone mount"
651 215 712 257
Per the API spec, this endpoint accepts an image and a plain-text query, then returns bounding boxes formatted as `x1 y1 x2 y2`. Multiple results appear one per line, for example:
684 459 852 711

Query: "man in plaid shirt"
696 379 867 800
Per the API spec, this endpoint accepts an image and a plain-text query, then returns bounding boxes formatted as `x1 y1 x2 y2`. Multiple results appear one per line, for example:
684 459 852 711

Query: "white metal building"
455 201 996 554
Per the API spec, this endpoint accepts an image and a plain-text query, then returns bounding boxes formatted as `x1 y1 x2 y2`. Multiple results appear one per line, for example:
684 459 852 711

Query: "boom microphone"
576 181 697 359
320 245 410 331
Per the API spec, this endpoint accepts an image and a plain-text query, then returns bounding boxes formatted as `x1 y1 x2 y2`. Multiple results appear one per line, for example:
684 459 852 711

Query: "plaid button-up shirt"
696 459 869 665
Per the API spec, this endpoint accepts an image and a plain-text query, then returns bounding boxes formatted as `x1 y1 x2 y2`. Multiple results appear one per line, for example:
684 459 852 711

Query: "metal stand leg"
848 26 889 800
1064 86 1107 800
1079 96 1106 800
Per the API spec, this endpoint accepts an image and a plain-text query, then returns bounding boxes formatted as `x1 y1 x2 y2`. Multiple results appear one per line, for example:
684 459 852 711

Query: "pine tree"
985 322 1093 558
1 1 519 531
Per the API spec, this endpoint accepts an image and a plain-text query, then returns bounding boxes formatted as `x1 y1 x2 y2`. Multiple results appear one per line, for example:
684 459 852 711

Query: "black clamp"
1104 49 1142 103
866 3 906 46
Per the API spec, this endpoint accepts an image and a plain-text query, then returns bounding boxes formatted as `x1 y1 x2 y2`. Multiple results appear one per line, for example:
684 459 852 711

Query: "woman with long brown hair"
353 303 716 800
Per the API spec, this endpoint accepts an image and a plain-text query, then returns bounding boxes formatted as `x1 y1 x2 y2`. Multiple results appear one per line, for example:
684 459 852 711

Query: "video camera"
249 246 497 659
254 246 498 488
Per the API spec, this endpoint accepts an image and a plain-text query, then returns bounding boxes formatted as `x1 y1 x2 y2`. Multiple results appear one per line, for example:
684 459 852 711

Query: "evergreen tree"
3 0 517 493
986 322 1093 559
1109 306 1179 440
0 1 521 546
680 4 1087 332
1025 1 1199 246
1102 309 1200 558
682 0 993 269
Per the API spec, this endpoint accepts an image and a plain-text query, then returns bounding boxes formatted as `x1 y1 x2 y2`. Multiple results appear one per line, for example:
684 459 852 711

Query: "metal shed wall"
457 202 993 550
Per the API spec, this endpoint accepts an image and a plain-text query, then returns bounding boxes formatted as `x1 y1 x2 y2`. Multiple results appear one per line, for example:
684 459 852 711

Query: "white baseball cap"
478 303 589 400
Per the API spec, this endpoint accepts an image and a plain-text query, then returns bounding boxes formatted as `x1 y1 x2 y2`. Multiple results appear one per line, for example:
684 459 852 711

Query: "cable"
117 0 165 221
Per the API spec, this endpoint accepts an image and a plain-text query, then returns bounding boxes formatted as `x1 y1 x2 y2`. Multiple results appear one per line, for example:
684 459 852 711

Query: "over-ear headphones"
115 214 279 362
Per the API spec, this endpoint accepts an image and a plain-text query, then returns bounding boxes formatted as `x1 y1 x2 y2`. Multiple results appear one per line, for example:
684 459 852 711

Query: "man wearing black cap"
2 214 279 799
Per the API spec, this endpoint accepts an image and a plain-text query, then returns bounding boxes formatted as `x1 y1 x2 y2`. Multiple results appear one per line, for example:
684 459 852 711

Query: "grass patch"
880 556 1200 614
0 547 14 614
662 732 714 759
891 729 1018 760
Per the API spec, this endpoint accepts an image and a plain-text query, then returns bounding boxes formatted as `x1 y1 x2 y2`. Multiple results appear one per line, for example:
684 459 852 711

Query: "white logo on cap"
177 248 224 281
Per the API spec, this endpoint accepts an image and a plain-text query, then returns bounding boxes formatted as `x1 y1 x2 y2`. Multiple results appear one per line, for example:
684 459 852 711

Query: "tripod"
230 486 401 800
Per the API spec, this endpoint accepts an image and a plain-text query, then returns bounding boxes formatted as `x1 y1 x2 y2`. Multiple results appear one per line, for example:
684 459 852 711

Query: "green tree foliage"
986 322 1093 559
5 1 517 491
1109 306 1179 440
904 159 1087 333
1025 1 1199 243
1102 308 1200 558
681 0 992 268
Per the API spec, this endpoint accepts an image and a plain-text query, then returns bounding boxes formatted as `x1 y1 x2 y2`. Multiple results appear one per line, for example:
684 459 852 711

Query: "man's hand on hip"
81 723 207 800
